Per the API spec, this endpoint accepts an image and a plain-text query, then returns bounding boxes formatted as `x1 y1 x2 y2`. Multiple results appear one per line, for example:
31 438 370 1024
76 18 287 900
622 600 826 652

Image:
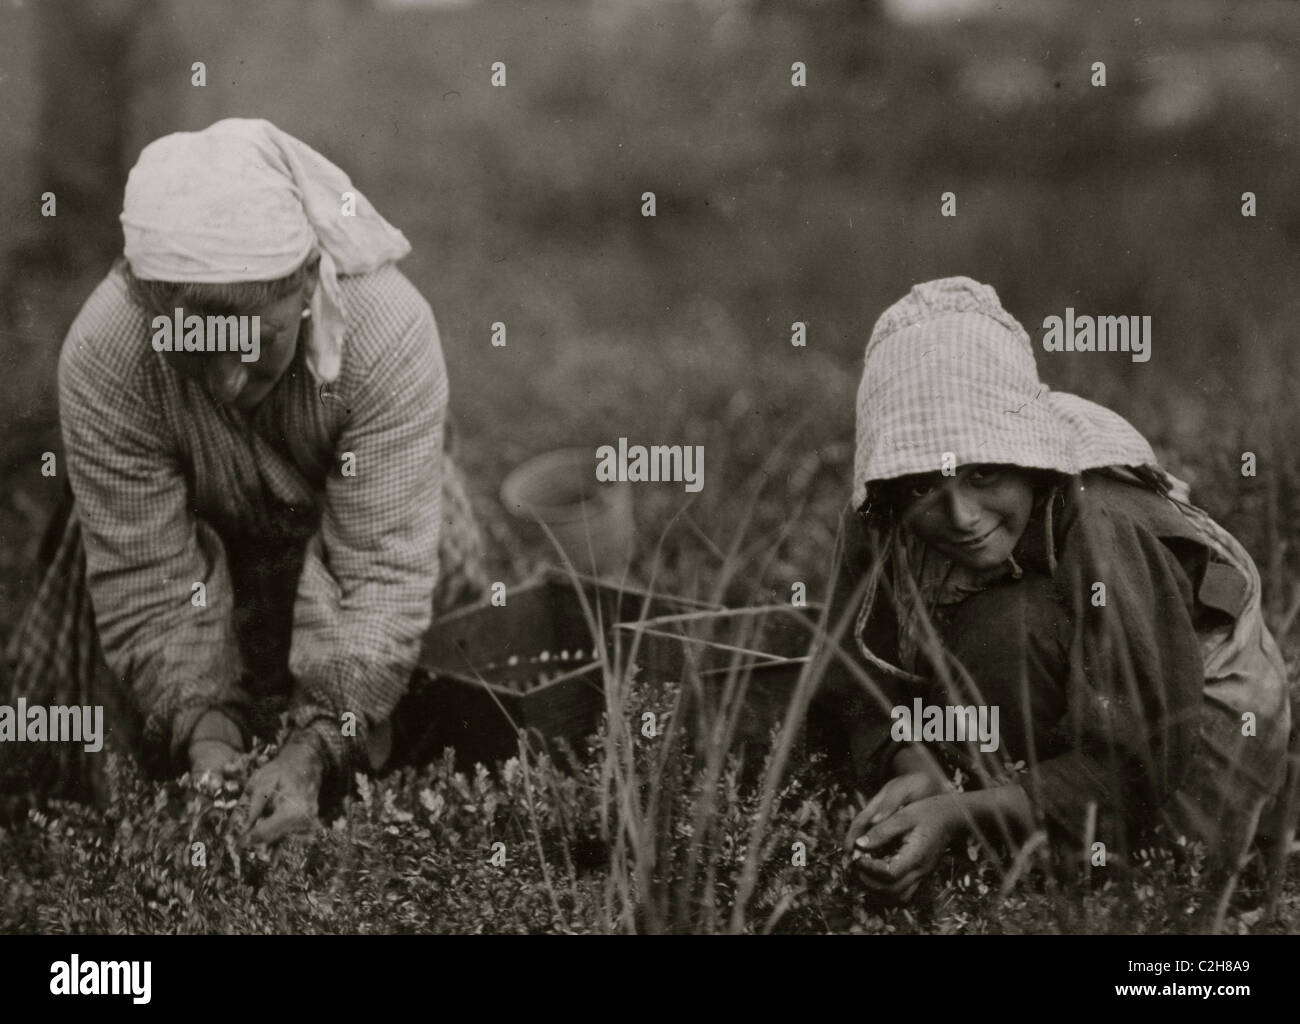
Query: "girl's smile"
890 464 1036 570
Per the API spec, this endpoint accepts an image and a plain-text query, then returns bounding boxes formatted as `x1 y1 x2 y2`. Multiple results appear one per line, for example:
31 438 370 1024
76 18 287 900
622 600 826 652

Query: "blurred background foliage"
0 0 1297 638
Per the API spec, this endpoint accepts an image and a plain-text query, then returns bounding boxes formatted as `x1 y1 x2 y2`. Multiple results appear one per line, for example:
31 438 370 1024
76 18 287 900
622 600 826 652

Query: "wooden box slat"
409 571 712 766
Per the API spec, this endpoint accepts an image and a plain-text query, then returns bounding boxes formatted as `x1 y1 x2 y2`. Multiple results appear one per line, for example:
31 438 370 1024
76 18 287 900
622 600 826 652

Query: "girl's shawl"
120 117 410 384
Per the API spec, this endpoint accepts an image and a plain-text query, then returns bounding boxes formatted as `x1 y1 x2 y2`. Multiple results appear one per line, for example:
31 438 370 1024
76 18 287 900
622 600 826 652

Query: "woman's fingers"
248 807 287 845
189 739 239 780
243 766 319 846
244 775 275 835
240 747 324 847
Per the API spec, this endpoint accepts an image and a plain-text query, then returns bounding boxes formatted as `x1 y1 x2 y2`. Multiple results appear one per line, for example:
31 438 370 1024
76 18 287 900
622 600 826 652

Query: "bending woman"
3 119 487 843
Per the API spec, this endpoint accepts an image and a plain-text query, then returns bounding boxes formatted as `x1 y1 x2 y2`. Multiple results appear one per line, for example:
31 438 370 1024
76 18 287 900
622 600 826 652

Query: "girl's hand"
844 770 951 853
849 794 965 903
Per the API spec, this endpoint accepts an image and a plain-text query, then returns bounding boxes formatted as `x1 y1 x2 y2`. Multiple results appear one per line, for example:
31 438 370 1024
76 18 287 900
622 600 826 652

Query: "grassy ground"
2 674 1296 935
0 0 1297 932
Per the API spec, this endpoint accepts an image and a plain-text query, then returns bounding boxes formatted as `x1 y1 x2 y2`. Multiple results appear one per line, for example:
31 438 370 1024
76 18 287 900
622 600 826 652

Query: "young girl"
2 119 487 843
821 276 1295 903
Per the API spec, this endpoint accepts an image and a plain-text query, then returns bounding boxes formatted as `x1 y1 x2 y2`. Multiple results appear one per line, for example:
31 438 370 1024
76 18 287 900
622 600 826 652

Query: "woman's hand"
244 740 324 846
188 739 241 784
187 710 244 783
847 794 965 903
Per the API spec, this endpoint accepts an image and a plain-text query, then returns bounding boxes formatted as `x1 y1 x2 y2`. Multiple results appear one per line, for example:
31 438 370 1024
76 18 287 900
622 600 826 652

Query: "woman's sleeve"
1030 505 1205 846
286 295 445 778
58 331 247 762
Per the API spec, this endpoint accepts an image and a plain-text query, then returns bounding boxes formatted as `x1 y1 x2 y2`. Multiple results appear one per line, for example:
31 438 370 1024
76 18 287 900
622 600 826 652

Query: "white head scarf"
852 276 1184 509
120 117 411 383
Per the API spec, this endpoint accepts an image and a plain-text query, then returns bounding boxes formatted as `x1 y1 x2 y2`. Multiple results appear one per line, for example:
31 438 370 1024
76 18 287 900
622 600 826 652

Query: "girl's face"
891 464 1036 570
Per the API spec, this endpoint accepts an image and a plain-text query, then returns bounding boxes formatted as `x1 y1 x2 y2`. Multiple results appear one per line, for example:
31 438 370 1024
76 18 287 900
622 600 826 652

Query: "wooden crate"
403 570 711 767
615 605 824 745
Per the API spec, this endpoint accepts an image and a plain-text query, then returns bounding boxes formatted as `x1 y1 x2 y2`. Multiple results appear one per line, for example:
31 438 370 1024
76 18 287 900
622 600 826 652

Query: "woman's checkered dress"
2 262 488 805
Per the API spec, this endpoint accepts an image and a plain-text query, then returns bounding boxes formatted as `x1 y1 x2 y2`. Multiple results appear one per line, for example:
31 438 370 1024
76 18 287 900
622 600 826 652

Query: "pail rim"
501 446 628 524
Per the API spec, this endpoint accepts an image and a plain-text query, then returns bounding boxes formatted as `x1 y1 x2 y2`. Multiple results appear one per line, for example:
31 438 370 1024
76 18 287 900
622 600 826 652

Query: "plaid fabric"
3 262 487 797
0 501 138 804
853 278 1165 509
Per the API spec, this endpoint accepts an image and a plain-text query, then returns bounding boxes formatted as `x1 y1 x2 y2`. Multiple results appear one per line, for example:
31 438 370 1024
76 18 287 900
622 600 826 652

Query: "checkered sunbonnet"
852 277 1163 509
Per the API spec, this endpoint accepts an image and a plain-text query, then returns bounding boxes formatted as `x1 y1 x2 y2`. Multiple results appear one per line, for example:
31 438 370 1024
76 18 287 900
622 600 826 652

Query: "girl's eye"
969 466 1001 485
909 482 935 499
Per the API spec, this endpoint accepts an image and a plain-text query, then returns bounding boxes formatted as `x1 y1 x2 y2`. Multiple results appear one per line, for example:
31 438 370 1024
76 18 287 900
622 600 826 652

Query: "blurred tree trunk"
33 0 155 274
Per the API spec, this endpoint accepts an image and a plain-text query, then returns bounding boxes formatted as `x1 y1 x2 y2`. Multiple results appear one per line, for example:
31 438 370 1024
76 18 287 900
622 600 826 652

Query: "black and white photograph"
0 0 1297 1000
